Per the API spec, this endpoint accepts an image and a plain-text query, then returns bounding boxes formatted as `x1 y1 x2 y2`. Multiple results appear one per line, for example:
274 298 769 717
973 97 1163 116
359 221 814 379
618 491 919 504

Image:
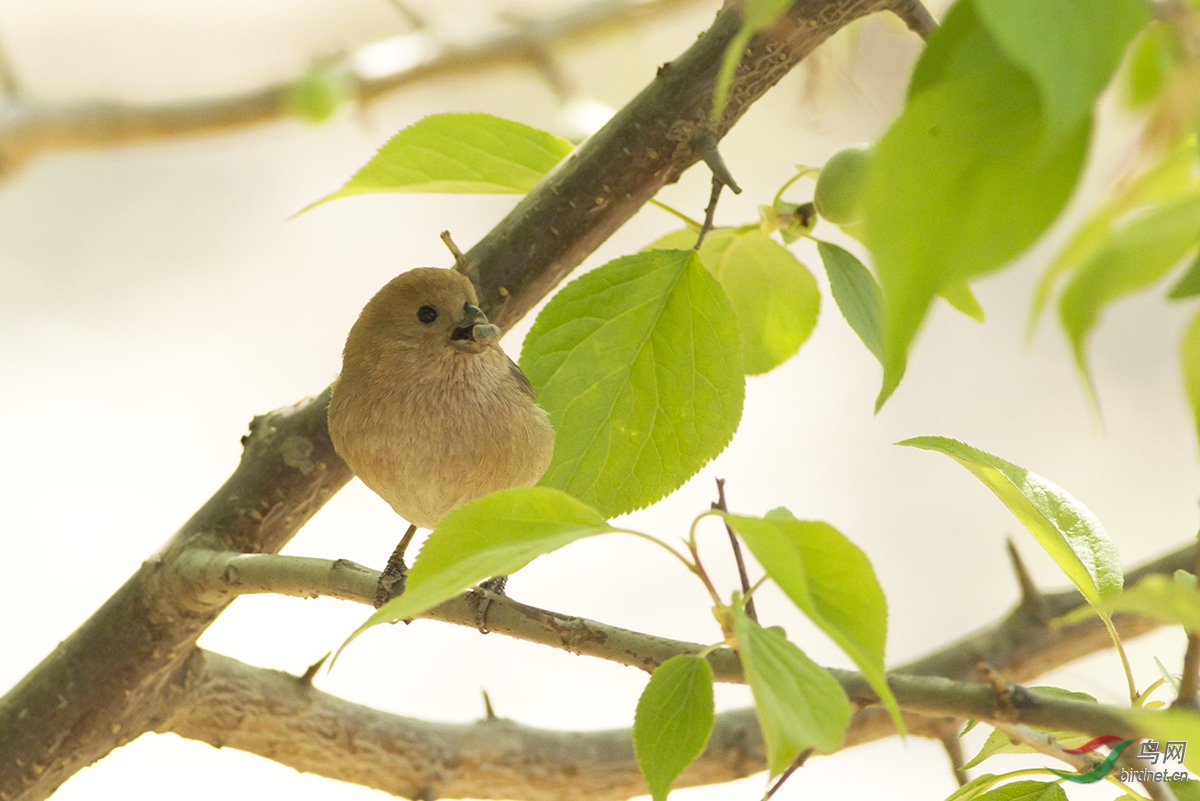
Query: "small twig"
1173 545 1200 708
1177 633 1200 709
760 748 813 801
0 32 18 100
694 176 724 249
889 0 938 39
299 652 330 687
712 478 757 623
1006 539 1050 624
978 663 1019 720
525 47 573 101
383 0 429 30
441 230 471 275
938 725 968 786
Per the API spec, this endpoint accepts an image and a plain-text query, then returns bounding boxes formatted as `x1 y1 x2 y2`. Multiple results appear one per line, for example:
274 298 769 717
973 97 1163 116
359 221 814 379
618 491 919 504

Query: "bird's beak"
450 303 502 352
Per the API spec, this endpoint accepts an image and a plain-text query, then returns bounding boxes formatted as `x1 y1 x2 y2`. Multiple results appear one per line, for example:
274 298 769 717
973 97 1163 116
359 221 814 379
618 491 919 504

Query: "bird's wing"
507 355 537 402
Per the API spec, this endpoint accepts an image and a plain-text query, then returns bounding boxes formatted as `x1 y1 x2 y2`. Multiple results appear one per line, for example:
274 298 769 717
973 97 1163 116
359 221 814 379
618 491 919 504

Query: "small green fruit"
813 144 873 225
289 64 351 124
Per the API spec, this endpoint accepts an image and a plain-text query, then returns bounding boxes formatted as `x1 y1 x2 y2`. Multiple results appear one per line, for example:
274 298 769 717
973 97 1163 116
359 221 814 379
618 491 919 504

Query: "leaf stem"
771 167 818 207
1099 611 1140 704
685 511 729 606
648 198 703 231
615 528 698 577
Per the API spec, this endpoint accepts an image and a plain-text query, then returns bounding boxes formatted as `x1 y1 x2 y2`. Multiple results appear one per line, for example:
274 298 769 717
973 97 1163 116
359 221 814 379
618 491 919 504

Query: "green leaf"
962 688 1097 768
1168 780 1200 801
354 488 614 631
731 604 851 774
1031 137 1199 331
719 511 903 735
1059 190 1200 386
974 0 1151 144
1157 656 1183 694
305 113 573 210
974 781 1068 801
633 655 715 801
945 774 1001 801
939 279 986 323
1104 573 1200 632
898 436 1123 605
1184 308 1200 453
862 1 1089 409
964 729 1068 769
1124 23 1183 109
1125 708 1200 773
521 250 744 517
704 231 820 375
711 0 792 126
1027 685 1098 704
647 229 820 375
1168 253 1200 299
816 241 884 363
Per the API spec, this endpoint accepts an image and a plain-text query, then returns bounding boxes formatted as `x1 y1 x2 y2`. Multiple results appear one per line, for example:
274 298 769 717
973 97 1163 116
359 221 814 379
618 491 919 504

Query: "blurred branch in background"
0 0 703 182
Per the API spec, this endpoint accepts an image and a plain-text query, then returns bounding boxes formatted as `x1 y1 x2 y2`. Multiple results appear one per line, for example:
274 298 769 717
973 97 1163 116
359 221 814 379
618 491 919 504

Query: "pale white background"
0 1 1195 800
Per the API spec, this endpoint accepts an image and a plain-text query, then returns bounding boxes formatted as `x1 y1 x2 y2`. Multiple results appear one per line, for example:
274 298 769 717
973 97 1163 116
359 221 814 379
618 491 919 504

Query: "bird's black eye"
417 305 438 324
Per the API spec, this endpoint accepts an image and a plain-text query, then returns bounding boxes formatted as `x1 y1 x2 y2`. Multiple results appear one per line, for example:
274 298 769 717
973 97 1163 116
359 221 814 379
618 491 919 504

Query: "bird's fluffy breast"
328 345 554 528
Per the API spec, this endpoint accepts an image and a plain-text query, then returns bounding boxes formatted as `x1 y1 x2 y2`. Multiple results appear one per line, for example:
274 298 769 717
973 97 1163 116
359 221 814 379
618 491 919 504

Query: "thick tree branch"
152 630 1149 801
173 542 1196 690
465 0 901 329
0 2 913 799
157 542 1194 799
0 0 702 181
160 650 762 801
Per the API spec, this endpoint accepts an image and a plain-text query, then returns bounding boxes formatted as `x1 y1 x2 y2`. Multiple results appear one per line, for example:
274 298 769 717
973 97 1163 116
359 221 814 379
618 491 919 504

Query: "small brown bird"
328 267 555 607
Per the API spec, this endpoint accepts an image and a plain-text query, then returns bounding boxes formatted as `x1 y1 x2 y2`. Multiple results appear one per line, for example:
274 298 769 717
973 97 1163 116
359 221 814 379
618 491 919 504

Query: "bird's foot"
375 524 417 609
471 575 508 632
376 550 412 611
375 560 407 609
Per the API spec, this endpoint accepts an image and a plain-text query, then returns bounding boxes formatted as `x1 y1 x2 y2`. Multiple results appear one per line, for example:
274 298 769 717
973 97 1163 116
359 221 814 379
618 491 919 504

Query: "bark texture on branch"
0 1 899 799
151 543 1190 799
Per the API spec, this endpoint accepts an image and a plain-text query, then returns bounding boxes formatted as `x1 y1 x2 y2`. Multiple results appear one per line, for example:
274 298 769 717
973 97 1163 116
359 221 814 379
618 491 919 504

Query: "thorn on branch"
938 723 968 786
1006 539 1049 625
697 130 741 195
712 478 757 623
889 0 938 40
481 689 498 721
299 652 330 687
524 46 573 102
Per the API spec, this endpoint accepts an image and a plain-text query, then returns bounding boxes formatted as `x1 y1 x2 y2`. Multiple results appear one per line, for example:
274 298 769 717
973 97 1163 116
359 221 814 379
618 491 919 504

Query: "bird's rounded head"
346 267 502 359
